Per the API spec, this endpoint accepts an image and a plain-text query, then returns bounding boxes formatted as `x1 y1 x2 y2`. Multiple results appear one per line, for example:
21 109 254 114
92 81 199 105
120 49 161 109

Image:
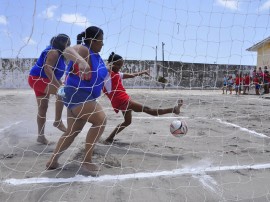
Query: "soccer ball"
170 120 188 137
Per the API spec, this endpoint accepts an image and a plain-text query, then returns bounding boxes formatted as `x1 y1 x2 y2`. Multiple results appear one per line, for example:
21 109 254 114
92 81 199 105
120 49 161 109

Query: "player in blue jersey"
28 34 90 145
28 34 71 145
46 26 108 173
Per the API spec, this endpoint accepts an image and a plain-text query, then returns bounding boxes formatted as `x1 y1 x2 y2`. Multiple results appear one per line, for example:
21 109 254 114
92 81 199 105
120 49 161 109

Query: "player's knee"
38 106 48 116
61 131 78 141
124 119 132 126
142 106 154 114
92 112 107 127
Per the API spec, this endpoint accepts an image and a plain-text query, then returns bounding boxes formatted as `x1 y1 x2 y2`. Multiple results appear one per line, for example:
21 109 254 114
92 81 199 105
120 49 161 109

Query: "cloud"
259 0 270 11
58 13 90 28
216 0 239 10
40 5 58 19
23 37 36 45
0 15 7 25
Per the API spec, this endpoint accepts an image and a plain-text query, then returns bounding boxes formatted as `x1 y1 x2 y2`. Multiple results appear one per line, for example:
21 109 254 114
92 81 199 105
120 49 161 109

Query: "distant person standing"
234 72 243 95
253 74 261 95
243 73 251 95
28 34 71 145
257 67 263 78
227 75 234 94
222 74 228 94
262 70 270 94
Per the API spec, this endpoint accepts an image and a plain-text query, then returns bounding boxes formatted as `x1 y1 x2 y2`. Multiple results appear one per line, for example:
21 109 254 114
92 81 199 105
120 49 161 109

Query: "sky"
1 0 270 65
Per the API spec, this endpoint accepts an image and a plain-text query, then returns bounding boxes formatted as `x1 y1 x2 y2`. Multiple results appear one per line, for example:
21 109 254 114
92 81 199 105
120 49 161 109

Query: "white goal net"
1 0 270 201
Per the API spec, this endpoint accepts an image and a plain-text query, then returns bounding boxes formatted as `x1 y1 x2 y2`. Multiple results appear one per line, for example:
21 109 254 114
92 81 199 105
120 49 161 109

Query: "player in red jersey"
102 52 183 144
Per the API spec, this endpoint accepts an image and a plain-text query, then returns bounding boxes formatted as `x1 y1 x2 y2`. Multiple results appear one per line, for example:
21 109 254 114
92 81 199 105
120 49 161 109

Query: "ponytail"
50 34 70 52
108 52 122 63
77 26 103 46
77 32 85 44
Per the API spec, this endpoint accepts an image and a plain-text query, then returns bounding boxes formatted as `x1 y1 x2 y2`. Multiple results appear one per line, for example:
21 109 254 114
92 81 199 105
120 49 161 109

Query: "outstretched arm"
123 69 150 79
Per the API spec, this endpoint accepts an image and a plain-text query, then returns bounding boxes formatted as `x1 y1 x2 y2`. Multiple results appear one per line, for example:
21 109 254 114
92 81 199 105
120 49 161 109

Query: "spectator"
243 73 251 95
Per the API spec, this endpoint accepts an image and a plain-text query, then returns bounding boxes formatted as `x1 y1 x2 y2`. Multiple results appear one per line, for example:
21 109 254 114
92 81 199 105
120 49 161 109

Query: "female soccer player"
46 26 108 173
103 52 183 144
28 34 71 145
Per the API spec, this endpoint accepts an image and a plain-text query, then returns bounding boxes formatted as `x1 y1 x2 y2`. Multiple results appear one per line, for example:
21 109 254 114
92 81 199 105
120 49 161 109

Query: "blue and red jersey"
29 46 66 80
65 46 108 99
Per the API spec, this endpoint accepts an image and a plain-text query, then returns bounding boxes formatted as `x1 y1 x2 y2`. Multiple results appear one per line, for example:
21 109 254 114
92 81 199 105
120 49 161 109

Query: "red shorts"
28 75 50 97
110 94 130 113
112 99 130 113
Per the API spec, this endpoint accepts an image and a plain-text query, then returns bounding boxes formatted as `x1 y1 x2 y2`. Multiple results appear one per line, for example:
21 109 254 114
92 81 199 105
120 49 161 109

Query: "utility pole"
162 42 165 77
155 45 157 66
154 45 157 79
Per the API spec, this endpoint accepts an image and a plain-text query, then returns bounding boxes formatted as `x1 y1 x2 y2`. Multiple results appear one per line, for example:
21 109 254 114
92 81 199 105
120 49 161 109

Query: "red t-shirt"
103 71 130 113
253 77 259 85
235 77 243 85
244 75 250 85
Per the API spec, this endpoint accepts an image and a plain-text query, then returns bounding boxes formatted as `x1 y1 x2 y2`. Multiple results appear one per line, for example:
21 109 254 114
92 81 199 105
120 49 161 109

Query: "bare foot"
53 120 67 132
37 135 53 145
173 99 183 115
103 138 114 145
45 161 60 170
82 162 101 172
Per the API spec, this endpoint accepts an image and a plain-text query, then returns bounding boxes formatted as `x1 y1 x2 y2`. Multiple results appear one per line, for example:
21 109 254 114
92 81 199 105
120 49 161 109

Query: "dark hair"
108 52 123 63
50 34 70 52
77 26 103 46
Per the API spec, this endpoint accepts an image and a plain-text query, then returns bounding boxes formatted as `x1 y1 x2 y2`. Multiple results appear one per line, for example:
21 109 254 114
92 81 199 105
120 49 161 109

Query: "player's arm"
123 69 150 79
63 45 91 80
43 50 62 88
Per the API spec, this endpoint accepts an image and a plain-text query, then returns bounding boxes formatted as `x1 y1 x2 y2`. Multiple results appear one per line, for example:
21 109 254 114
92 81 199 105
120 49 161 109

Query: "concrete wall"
0 58 255 89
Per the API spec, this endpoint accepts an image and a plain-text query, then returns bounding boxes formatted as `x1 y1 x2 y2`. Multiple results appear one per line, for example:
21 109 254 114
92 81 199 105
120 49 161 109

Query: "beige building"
247 36 270 68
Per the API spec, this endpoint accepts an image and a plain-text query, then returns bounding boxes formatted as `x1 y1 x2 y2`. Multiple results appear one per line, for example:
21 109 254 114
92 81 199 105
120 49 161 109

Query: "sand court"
1 89 270 201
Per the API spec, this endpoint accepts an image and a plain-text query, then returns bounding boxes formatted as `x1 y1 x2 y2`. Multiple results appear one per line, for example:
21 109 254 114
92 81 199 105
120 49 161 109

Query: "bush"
158 76 167 83
157 76 167 89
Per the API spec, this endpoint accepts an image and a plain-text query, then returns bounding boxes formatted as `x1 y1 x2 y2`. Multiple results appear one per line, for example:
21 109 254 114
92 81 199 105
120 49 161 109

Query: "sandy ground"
0 88 270 202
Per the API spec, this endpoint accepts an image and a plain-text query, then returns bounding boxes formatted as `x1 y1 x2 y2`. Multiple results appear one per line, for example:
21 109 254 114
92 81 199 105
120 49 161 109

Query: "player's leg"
128 99 183 116
44 81 67 132
53 95 67 132
105 110 132 144
36 94 50 144
46 109 87 169
71 101 107 172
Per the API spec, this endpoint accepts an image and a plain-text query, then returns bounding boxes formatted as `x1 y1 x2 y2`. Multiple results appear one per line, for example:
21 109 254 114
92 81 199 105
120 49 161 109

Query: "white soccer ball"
170 120 188 137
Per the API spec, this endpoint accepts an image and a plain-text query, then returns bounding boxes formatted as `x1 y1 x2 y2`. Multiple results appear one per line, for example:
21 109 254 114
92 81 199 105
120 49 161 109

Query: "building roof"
246 36 270 52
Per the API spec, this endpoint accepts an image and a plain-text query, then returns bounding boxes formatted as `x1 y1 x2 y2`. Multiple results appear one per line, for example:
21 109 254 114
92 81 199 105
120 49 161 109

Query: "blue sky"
0 0 270 65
